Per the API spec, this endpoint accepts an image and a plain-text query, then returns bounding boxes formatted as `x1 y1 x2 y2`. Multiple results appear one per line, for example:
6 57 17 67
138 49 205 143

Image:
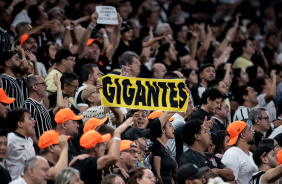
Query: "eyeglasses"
259 117 269 120
65 57 75 61
122 149 141 156
67 83 78 90
34 82 47 86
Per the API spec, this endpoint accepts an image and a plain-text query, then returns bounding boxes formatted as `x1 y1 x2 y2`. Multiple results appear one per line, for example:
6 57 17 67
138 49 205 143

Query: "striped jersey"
1 74 27 110
21 98 52 138
0 27 14 53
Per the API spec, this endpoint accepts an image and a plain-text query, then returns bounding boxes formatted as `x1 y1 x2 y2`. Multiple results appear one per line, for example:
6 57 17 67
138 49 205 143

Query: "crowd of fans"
2 0 282 184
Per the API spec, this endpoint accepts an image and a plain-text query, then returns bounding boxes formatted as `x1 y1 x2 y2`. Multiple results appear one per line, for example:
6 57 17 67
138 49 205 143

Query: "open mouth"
137 121 144 126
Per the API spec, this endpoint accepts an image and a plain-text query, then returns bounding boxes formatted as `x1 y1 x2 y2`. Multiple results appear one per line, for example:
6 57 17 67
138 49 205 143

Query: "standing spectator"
0 88 15 128
221 121 258 184
190 88 223 121
263 32 279 68
191 64 216 106
0 51 26 110
36 44 57 76
0 129 11 184
181 68 198 90
155 43 179 71
233 85 258 122
45 49 75 93
9 156 50 184
0 8 14 53
252 70 277 122
4 108 36 180
120 51 141 78
230 68 249 96
20 33 39 55
233 39 255 69
179 119 235 182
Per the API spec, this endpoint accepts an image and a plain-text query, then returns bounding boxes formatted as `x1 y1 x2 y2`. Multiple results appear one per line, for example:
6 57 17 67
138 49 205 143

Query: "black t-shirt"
155 58 181 71
175 40 189 57
178 149 226 169
0 165 11 184
68 139 80 162
249 171 265 184
72 157 103 184
47 161 55 184
190 108 212 121
112 165 128 183
152 139 177 184
74 54 111 77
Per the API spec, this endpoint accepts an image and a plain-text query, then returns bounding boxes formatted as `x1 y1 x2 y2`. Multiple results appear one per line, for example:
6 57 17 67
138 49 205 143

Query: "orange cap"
0 88 15 104
148 111 174 121
87 38 102 48
278 149 282 165
80 130 111 150
38 130 70 149
226 121 247 146
20 33 38 46
120 140 138 151
55 108 83 124
83 116 108 133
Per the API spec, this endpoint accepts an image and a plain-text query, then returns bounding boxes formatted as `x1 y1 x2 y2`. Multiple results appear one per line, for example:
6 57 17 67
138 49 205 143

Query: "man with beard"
190 88 223 122
222 121 258 184
20 33 39 55
0 51 27 110
249 146 282 184
55 108 83 162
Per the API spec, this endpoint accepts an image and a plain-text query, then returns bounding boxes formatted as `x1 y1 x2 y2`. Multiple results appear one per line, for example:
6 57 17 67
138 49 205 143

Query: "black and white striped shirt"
21 98 52 139
1 74 26 110
233 106 250 122
0 27 14 53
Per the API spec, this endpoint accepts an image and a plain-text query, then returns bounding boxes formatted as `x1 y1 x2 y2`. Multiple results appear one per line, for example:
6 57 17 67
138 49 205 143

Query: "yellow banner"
99 74 189 112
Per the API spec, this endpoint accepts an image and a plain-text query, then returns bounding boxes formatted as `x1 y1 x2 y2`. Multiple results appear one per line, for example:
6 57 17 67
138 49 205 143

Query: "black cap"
121 22 132 34
55 49 73 63
0 51 17 67
121 127 150 141
177 164 209 184
253 146 273 166
274 133 282 147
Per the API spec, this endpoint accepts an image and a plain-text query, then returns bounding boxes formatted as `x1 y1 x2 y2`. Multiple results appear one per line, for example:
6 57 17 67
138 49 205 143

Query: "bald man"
152 63 167 79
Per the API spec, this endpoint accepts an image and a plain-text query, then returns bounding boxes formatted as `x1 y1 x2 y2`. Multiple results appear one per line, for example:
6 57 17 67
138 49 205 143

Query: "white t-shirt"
221 147 258 184
11 10 31 27
257 94 276 122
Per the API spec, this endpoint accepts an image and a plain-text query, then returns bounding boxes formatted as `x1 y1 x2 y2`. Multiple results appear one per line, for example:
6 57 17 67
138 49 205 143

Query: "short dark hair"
6 108 30 131
207 79 222 88
156 43 170 62
0 129 8 137
259 138 275 147
163 71 179 79
28 5 41 26
252 77 266 95
120 51 139 67
127 167 146 184
198 63 215 75
182 119 203 146
60 72 79 90
26 75 39 92
81 63 97 82
200 88 223 105
235 85 249 105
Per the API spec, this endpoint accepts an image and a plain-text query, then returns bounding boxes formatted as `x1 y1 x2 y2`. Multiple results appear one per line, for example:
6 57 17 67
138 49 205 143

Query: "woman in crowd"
101 174 125 184
127 167 157 184
230 68 249 95
214 130 230 159
246 65 265 85
181 68 198 89
55 167 84 184
36 44 57 77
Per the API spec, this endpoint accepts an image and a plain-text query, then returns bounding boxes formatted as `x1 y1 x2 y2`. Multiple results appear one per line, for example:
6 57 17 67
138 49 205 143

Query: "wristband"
226 36 231 41
103 34 108 37
112 137 121 141
66 26 73 30
22 58 27 61
88 24 95 30
57 92 63 95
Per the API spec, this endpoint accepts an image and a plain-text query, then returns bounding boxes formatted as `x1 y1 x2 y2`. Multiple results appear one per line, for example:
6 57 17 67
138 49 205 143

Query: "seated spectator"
250 146 282 183
4 108 36 180
249 108 271 139
55 108 83 161
259 138 281 154
233 85 258 122
191 64 216 106
120 51 141 78
127 167 157 184
190 88 223 122
221 121 258 184
211 101 229 133
253 70 277 122
179 119 234 182
0 88 15 128
55 167 84 184
38 130 69 181
72 118 133 184
0 129 11 183
177 163 209 184
100 174 125 184
152 63 167 79
214 130 230 159
9 156 50 184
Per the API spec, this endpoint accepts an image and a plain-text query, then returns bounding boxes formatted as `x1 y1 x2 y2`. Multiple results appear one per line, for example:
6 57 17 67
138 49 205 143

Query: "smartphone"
121 65 125 73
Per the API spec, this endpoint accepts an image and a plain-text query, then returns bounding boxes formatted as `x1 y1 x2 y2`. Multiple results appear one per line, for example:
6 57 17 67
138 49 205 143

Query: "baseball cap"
120 140 138 151
20 33 38 46
55 108 83 124
0 88 15 104
87 38 102 50
80 130 111 149
83 116 108 133
226 121 247 146
278 149 282 165
55 49 74 63
121 22 132 34
121 127 150 141
38 130 71 149
0 51 17 68
81 85 97 103
177 164 209 184
148 111 175 121
253 146 273 166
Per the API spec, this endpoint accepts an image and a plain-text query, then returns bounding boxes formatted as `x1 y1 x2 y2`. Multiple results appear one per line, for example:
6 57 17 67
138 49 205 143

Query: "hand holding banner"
98 74 189 112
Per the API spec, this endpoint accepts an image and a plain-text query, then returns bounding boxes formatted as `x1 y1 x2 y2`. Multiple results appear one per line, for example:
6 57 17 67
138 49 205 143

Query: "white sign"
96 6 118 25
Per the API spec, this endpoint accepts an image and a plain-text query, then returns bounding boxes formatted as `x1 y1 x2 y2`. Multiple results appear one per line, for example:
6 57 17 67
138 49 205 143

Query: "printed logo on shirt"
210 158 217 167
